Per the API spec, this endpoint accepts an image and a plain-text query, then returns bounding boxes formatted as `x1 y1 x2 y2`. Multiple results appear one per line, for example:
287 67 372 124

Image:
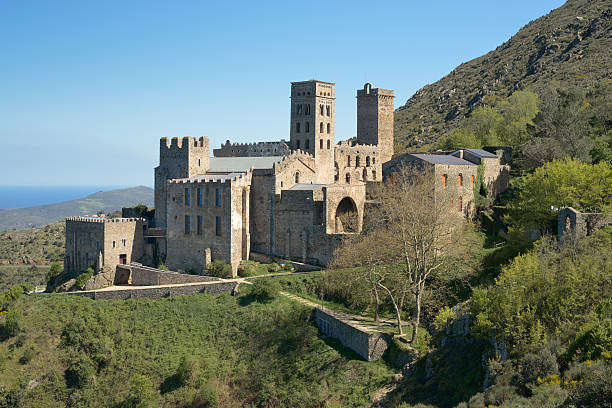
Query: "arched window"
442 174 447 187
305 104 310 115
305 139 310 149
296 140 301 149
327 123 330 133
372 157 376 164
296 122 300 133
320 122 324 133
366 156 370 167
372 170 376 180
345 173 351 183
362 168 367 181
320 104 324 115
320 139 323 149
347 156 351 167
326 105 331 116
305 122 310 133
295 172 300 183
458 174 463 186
327 140 331 149
356 156 360 167
458 197 463 212
297 104 302 115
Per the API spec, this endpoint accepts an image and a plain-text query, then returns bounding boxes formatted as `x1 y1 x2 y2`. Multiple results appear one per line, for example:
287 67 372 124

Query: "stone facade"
213 140 290 157
357 83 395 164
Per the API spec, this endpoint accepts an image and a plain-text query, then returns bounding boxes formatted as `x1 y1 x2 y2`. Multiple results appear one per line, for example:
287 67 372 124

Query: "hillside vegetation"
0 186 153 232
394 0 612 149
0 291 393 408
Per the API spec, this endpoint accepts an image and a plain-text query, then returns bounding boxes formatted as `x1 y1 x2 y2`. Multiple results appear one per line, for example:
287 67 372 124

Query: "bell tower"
290 80 335 183
357 83 394 163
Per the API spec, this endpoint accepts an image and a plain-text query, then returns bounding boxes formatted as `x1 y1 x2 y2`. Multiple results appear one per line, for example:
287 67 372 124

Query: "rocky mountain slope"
0 186 153 231
394 0 612 148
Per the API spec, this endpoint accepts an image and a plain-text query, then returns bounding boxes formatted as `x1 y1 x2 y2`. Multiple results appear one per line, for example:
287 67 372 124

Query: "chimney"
459 149 464 159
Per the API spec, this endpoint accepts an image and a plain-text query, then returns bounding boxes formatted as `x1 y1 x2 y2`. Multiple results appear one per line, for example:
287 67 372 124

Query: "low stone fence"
117 264 219 286
67 281 238 300
312 308 391 361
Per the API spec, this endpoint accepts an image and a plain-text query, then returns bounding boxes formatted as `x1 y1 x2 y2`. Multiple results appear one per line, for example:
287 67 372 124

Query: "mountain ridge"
394 0 612 148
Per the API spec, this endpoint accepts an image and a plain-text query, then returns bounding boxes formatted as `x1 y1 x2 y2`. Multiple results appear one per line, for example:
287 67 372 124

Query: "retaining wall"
117 264 220 286
68 281 238 300
312 308 391 361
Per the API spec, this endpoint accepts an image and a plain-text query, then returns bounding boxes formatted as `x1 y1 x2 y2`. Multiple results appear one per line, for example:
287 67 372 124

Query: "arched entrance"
335 197 359 233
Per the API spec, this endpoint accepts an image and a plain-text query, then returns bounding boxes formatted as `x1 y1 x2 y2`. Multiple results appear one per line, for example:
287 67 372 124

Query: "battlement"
213 139 290 158
167 172 249 185
66 216 145 223
357 83 394 98
160 136 208 149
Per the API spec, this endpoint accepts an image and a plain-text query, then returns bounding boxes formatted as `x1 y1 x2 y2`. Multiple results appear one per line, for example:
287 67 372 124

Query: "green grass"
0 291 394 407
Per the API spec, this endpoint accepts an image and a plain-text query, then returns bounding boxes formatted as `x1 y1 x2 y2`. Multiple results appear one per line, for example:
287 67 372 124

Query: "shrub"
237 262 256 277
46 261 63 286
75 267 94 290
2 308 23 337
250 279 281 303
517 347 559 391
206 261 232 278
66 356 96 388
157 263 169 271
192 381 219 408
176 355 198 386
267 263 281 273
0 283 33 308
565 359 612 408
122 374 156 408
18 347 34 365
433 306 456 332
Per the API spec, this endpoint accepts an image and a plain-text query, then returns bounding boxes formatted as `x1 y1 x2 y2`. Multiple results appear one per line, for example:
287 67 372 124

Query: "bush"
250 279 281 303
157 263 169 271
122 374 156 408
517 347 559 391
2 308 23 337
206 261 232 278
46 261 63 287
176 355 198 386
18 347 34 365
192 381 219 408
75 267 94 290
0 283 33 308
433 306 456 332
66 356 96 388
237 262 256 277
267 263 281 273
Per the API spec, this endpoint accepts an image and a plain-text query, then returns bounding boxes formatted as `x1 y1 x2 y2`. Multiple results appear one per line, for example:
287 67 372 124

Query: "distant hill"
394 0 612 148
0 186 153 231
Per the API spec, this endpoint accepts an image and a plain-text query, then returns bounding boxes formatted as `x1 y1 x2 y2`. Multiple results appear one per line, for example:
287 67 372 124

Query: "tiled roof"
455 148 498 158
409 153 475 165
207 156 283 172
288 184 327 191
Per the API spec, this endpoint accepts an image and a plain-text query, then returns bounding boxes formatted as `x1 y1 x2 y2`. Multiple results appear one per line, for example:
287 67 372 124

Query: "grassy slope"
0 186 153 231
0 292 394 408
394 0 612 149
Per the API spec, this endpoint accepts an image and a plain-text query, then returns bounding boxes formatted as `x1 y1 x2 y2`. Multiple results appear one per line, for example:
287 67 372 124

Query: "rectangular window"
197 215 202 235
112 241 116 248
215 216 221 236
197 188 202 207
121 238 126 247
215 188 222 207
185 188 191 206
185 215 191 234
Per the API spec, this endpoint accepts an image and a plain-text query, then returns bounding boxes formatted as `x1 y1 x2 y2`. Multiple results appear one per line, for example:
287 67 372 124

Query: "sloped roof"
207 156 283 173
409 153 475 165
288 184 327 191
454 148 498 158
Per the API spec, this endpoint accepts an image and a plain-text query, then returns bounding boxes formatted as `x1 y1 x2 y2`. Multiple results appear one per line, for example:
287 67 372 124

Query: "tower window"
215 216 222 236
327 140 331 149
215 188 222 207
345 173 351 183
362 168 367 181
185 188 190 206
305 104 310 115
297 104 302 115
296 140 301 149
356 156 360 167
185 215 191 235
296 122 300 133
295 172 300 183
319 122 324 133
366 156 370 167
320 104 324 115
305 139 310 149
347 156 351 167
326 105 330 116
197 188 202 207
305 121 310 133
327 123 330 133
320 139 323 149
372 170 376 180
197 215 202 235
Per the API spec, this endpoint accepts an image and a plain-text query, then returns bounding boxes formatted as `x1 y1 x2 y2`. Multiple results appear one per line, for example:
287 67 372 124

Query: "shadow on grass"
237 293 257 306
159 374 182 394
318 334 365 362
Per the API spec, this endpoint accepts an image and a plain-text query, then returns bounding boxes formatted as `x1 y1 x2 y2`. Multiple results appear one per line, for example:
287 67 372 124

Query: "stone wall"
312 308 391 361
68 281 238 300
65 218 105 274
128 264 220 285
558 207 612 241
213 140 290 157
334 140 382 184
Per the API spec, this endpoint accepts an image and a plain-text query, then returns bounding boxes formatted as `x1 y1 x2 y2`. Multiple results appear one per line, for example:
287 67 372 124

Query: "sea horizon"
0 185 150 210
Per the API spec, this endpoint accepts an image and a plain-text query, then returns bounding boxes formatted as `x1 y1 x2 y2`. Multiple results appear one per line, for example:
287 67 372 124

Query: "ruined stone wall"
356 84 394 164
154 136 210 228
213 140 290 157
558 207 612 241
312 308 391 361
165 173 251 276
334 141 382 184
65 218 105 274
68 281 238 300
479 157 510 200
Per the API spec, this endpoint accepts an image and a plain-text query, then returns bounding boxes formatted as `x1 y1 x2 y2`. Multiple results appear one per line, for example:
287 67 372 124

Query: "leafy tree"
249 278 281 303
66 355 96 388
123 374 156 408
176 355 199 387
206 260 232 278
507 158 612 235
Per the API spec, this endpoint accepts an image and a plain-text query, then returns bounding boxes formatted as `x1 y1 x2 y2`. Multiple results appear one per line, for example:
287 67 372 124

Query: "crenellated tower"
357 83 394 163
290 80 335 183
154 136 209 228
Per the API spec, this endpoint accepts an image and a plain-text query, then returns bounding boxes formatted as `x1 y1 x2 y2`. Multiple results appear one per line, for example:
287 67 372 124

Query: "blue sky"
0 0 565 187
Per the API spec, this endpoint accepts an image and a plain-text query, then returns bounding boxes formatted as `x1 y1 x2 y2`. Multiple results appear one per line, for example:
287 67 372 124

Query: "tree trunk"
374 289 380 322
411 287 422 343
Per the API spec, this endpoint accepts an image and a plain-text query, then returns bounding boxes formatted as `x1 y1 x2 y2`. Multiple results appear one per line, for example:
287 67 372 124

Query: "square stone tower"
154 136 209 228
357 83 395 163
290 80 335 183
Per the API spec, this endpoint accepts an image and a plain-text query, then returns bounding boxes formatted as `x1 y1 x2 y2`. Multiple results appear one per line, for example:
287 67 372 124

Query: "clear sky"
0 0 565 187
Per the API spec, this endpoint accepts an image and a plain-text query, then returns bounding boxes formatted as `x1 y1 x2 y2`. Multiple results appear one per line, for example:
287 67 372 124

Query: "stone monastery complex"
65 80 510 283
